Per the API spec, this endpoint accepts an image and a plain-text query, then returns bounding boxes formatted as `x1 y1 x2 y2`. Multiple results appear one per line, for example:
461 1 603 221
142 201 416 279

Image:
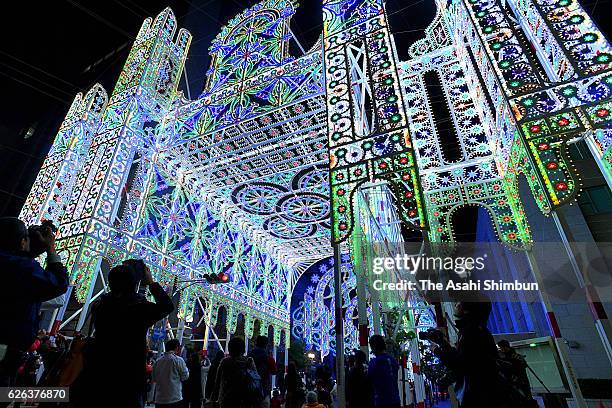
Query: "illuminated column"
584 131 612 191
75 258 102 331
39 8 190 308
322 1 426 403
506 0 612 81
451 0 583 210
284 345 289 373
19 85 108 226
508 0 612 186
352 195 370 354
331 243 346 407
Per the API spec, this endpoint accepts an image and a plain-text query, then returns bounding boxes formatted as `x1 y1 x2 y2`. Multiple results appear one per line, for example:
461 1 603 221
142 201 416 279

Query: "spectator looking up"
0 217 68 397
77 260 174 408
434 301 506 408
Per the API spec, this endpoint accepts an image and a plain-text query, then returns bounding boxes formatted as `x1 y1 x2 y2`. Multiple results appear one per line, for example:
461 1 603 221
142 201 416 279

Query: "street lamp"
307 351 315 360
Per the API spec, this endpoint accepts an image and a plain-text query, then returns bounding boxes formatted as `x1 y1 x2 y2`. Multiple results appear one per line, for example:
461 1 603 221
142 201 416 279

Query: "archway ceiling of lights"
158 0 334 270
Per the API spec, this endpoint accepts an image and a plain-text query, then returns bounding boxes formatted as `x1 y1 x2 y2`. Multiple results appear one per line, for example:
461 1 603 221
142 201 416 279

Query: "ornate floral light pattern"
291 256 368 357
19 0 612 352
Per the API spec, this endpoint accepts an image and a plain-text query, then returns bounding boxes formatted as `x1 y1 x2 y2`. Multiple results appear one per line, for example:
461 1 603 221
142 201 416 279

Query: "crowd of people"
0 216 538 408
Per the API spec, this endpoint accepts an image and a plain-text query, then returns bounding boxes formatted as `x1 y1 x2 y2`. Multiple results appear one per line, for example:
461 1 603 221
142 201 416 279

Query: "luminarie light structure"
20 0 612 371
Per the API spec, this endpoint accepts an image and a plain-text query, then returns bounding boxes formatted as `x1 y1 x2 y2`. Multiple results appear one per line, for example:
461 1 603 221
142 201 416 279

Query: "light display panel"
19 0 612 349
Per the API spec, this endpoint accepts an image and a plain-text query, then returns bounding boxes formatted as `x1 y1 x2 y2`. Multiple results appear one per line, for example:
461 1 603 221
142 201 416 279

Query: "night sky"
0 0 609 217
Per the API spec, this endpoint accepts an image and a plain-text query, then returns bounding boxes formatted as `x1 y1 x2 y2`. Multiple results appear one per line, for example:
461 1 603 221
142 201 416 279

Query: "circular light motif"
263 216 315 239
344 145 365 163
509 63 531 80
293 167 329 191
232 182 289 215
276 193 330 223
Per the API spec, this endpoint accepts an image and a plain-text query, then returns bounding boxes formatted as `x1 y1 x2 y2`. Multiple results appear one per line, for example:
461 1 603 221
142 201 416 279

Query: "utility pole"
333 243 346 408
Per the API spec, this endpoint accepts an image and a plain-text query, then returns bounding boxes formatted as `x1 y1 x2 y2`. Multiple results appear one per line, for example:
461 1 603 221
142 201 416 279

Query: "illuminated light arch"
18 0 612 350
444 199 530 250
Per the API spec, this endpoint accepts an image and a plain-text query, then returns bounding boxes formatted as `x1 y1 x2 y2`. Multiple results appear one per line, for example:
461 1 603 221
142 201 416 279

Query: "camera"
27 220 58 257
418 328 445 344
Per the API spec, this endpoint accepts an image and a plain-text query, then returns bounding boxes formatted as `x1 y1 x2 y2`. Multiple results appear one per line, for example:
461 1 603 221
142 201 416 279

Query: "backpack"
242 358 265 404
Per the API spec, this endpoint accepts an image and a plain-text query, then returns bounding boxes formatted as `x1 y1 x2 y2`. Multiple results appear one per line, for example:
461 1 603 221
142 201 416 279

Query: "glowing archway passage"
20 0 612 347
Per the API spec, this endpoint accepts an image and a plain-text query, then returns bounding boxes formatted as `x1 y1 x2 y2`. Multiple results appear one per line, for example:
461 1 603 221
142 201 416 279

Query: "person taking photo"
0 217 68 399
